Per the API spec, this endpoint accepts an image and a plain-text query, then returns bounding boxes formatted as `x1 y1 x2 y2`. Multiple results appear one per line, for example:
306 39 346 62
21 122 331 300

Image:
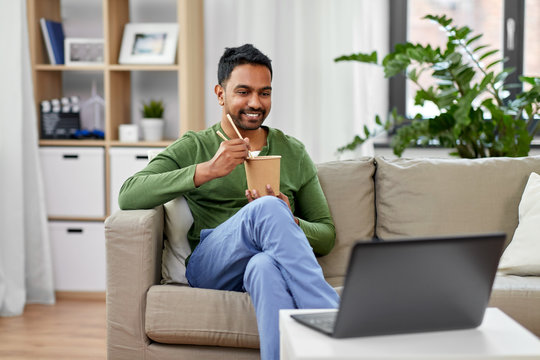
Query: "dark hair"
217 44 273 86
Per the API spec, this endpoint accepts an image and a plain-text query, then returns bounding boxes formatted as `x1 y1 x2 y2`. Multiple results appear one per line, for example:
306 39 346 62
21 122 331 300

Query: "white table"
280 308 540 359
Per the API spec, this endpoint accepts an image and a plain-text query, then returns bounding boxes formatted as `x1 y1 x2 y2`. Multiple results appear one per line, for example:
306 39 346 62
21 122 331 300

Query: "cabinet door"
109 147 164 214
40 147 105 217
49 221 106 291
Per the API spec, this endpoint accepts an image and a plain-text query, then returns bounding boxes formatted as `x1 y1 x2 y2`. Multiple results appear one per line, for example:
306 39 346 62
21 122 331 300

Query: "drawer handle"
63 154 79 159
136 155 149 160
67 228 83 233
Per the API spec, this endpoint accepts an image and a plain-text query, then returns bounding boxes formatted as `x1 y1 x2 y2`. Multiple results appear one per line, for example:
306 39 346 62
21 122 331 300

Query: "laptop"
291 233 506 338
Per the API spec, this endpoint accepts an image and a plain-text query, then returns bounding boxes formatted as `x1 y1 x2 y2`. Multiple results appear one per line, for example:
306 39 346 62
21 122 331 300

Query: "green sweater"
119 123 335 256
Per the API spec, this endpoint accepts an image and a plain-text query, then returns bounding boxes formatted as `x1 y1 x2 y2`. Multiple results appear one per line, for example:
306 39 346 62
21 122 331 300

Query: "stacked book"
40 18 65 65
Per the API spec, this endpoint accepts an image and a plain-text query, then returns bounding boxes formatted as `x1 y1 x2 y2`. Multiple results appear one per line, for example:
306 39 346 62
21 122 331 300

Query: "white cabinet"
40 147 105 218
49 221 106 291
109 147 164 214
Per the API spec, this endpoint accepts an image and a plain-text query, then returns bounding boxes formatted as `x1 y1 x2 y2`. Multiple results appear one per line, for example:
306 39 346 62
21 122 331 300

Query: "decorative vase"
141 118 164 141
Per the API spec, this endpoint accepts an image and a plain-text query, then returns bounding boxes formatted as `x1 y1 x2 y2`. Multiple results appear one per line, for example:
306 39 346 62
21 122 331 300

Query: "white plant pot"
141 118 164 141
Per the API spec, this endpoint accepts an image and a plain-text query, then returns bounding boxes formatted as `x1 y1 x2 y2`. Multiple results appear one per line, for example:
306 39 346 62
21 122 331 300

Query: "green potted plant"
141 99 165 141
335 14 540 158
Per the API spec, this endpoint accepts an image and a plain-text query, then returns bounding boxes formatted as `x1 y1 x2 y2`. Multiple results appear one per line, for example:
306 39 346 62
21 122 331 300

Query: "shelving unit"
26 0 204 293
26 0 205 220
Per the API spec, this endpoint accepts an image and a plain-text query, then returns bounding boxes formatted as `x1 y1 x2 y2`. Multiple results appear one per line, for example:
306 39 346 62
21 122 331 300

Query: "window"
407 0 504 118
389 0 537 118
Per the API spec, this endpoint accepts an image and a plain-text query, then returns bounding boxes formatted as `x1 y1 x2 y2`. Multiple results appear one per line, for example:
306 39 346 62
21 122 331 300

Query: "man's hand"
194 138 250 187
245 185 300 225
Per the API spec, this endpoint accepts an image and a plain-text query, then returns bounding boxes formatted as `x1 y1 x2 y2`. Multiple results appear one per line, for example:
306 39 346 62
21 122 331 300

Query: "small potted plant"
141 99 165 141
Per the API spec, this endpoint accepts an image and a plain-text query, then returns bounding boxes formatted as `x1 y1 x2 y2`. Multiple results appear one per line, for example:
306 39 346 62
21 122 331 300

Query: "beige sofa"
105 156 540 360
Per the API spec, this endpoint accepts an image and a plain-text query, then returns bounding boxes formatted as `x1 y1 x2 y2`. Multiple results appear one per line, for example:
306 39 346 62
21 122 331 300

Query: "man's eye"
262 92 271 97
237 91 248 95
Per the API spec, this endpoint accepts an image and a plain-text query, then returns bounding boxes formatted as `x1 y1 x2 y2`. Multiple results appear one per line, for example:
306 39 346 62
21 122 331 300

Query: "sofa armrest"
105 207 164 360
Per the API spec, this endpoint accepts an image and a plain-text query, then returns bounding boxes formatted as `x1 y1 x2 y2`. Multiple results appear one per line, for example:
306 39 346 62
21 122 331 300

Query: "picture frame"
65 38 104 66
118 23 178 65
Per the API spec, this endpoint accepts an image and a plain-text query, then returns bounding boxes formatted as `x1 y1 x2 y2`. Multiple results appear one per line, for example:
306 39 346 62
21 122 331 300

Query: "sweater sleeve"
295 163 336 256
118 142 198 210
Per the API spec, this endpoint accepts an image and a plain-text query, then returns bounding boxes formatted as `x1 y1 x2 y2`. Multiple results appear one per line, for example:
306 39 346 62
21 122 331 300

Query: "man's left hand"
245 185 299 225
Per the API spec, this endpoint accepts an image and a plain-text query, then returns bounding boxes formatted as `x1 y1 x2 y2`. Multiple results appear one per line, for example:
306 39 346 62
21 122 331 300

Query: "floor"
0 298 106 359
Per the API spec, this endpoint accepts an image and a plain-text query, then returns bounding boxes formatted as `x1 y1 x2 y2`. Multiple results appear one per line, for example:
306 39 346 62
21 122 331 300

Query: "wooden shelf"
27 0 205 221
40 139 107 147
108 64 180 71
109 140 174 147
35 64 106 71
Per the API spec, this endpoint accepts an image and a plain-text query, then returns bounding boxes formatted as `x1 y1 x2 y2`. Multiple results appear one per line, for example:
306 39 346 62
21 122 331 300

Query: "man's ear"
215 84 225 106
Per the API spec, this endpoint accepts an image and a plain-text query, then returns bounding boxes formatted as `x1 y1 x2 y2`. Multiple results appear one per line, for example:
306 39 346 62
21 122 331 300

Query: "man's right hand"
194 138 250 187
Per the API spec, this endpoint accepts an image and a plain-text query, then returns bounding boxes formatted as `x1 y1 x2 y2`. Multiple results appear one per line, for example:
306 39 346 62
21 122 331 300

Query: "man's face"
219 64 272 131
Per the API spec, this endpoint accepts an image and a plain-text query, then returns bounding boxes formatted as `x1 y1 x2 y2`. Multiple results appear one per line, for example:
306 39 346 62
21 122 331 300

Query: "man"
119 44 339 360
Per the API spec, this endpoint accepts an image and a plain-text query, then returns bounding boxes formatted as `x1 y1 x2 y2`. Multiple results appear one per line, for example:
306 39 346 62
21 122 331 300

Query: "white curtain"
0 0 55 316
204 0 389 163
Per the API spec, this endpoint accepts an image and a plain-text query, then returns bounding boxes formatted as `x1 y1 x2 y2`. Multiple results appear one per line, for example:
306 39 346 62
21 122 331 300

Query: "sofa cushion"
146 149 194 285
145 285 259 349
316 158 376 286
498 172 540 275
374 156 540 245
162 196 193 285
489 275 540 337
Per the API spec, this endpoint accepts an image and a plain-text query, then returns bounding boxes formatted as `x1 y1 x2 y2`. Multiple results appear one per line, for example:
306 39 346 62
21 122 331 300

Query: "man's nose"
248 93 262 109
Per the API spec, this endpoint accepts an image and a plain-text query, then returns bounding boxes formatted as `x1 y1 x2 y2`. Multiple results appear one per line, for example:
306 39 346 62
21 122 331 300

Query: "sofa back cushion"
374 156 540 245
316 158 376 286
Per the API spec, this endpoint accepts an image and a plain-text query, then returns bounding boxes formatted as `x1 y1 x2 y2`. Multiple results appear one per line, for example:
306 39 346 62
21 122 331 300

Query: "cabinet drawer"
40 147 105 217
109 147 164 214
49 221 105 291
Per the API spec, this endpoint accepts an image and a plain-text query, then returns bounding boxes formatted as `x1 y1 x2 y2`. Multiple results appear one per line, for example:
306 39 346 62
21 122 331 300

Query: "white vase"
141 118 164 141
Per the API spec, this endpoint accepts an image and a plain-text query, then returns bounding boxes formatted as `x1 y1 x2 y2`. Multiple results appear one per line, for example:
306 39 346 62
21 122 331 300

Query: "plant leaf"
472 44 490 53
466 33 483 45
486 59 504 70
478 49 499 61
363 125 371 137
334 51 378 64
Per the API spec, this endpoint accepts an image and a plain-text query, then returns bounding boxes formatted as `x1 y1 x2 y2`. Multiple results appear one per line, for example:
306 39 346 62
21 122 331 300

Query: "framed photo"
65 38 104 66
118 23 178 65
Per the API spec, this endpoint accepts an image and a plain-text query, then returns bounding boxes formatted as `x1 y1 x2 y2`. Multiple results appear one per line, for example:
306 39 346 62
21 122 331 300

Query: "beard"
231 108 267 130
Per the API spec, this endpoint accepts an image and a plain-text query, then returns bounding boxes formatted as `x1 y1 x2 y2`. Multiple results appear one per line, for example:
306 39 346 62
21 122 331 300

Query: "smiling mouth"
239 111 266 125
242 112 262 119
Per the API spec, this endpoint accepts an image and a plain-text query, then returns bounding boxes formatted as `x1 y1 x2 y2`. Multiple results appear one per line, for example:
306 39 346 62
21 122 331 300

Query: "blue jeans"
186 196 339 360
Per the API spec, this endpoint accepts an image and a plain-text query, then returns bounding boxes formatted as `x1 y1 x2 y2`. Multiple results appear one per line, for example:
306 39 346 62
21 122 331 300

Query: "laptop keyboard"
292 311 337 334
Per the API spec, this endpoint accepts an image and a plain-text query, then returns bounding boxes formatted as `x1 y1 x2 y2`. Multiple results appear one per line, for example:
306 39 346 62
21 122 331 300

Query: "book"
40 18 54 64
40 18 65 65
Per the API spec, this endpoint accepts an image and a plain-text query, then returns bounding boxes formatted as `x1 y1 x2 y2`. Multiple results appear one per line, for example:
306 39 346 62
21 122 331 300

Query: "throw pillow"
147 149 193 284
161 196 193 284
498 172 540 276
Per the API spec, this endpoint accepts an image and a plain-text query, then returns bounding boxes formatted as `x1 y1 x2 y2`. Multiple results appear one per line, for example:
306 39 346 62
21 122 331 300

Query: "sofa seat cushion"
489 275 540 337
316 158 376 286
374 156 540 245
145 285 259 349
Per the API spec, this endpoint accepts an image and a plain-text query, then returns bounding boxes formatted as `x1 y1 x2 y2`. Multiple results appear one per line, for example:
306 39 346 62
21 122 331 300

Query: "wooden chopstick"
225 114 254 158
216 130 228 141
226 114 244 139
